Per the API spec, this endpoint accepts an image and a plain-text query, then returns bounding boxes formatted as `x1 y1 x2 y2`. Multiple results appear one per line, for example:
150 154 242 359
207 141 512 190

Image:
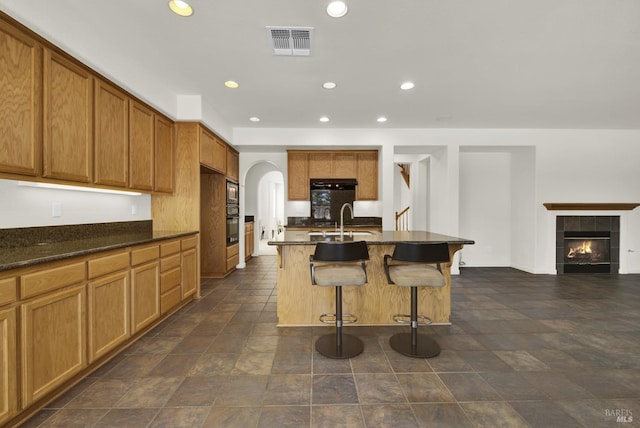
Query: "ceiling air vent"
266 26 314 56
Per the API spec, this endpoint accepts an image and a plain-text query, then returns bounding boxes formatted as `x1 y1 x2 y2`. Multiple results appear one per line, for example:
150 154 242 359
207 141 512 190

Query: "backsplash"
0 220 152 249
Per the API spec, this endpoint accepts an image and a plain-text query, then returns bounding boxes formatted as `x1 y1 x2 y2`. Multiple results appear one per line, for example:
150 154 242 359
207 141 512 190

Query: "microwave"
226 180 239 205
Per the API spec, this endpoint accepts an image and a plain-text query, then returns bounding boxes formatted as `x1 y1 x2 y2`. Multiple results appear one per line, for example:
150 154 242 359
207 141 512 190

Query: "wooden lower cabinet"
21 284 86 406
244 222 255 261
88 270 130 363
226 244 239 272
0 306 17 425
130 260 160 334
182 247 198 299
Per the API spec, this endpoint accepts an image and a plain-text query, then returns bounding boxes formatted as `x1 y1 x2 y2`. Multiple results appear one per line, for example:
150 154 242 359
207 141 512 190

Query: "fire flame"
567 241 592 259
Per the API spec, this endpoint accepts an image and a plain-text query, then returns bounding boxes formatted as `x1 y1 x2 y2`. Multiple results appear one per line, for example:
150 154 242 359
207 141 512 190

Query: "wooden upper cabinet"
94 79 128 187
333 152 356 178
43 49 93 183
154 115 174 193
226 147 239 181
288 150 378 201
308 152 331 179
0 20 41 177
287 151 309 200
199 127 226 174
129 100 154 191
356 151 378 200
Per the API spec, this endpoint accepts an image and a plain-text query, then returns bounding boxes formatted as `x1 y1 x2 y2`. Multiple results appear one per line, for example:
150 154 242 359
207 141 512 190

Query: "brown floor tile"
94 408 159 428
311 405 364 428
459 402 529 428
412 403 474 428
396 373 456 403
149 407 211 428
311 374 359 405
437 373 501 402
360 404 419 428
165 376 224 406
257 405 310 428
263 374 311 405
355 373 407 404
213 375 269 406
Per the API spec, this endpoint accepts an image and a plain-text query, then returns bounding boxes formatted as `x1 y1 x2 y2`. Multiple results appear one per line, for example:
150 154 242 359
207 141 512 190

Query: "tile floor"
23 256 640 427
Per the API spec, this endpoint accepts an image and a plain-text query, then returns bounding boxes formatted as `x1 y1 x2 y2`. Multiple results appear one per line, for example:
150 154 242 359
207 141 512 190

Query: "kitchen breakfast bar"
269 230 474 326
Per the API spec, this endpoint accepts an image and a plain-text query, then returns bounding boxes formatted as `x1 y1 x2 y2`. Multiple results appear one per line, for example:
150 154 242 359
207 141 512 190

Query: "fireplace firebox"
563 231 611 273
555 216 619 274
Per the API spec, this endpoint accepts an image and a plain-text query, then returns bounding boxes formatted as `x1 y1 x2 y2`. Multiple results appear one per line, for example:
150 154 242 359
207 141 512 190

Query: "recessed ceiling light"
326 1 348 18
224 80 239 89
319 116 330 123
249 117 260 122
322 82 337 89
377 116 387 123
169 0 193 17
400 81 415 90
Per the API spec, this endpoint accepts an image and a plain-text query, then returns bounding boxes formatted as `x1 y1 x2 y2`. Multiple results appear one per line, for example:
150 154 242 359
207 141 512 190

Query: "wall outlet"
131 204 137 215
52 201 62 217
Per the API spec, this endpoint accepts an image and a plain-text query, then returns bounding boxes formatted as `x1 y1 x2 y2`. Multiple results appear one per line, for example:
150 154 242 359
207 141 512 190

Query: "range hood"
310 178 357 190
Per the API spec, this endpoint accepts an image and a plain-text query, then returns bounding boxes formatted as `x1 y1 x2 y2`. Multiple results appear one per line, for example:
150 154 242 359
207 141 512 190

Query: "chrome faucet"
340 203 353 239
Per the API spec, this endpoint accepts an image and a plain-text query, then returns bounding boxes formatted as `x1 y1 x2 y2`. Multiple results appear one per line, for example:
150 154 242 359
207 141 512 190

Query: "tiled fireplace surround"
555 215 620 274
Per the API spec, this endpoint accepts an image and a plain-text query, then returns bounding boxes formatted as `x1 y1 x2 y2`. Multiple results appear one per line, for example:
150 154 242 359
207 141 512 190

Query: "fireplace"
563 231 611 273
556 216 619 274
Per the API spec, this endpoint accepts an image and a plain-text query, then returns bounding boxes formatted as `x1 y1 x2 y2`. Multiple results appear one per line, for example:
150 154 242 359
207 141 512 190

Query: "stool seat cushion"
388 264 445 287
314 264 367 287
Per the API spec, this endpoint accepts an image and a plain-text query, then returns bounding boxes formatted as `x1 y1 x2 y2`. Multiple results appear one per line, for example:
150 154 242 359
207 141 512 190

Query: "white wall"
0 179 151 228
459 152 512 266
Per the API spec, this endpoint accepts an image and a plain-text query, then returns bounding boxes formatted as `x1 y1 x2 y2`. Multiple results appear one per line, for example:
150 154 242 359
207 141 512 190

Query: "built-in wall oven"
226 180 239 246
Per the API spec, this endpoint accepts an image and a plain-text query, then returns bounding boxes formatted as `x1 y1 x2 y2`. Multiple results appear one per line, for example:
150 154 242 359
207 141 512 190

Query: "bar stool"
309 241 369 358
383 242 449 358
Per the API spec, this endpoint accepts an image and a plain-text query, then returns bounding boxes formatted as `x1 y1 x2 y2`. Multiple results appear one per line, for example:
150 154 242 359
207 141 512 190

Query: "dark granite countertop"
0 230 198 272
268 230 474 246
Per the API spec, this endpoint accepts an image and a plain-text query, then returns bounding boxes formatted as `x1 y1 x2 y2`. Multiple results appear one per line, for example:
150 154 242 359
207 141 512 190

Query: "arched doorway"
244 161 285 256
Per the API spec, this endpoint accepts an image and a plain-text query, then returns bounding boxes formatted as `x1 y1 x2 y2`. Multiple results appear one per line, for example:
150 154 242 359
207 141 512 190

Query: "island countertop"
269 230 474 246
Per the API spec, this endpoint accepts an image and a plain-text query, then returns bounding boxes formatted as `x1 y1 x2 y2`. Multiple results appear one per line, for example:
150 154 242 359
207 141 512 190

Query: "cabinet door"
226 147 239 181
21 284 86 406
154 115 174 193
0 20 41 177
308 152 331 179
287 152 309 200
199 128 226 173
94 79 128 187
130 261 160 333
356 151 379 200
88 271 130 363
129 100 154 191
181 247 198 300
0 307 17 425
333 152 356 178
43 49 93 182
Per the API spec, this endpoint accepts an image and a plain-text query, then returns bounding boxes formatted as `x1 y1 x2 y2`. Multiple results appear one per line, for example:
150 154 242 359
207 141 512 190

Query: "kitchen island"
268 230 474 326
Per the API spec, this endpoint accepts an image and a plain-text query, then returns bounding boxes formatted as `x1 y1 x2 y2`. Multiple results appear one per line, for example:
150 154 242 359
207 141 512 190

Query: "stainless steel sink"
307 231 373 237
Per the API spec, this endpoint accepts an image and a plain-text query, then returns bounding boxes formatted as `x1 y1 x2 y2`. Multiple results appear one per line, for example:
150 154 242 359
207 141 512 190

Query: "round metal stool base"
315 333 364 359
389 332 440 358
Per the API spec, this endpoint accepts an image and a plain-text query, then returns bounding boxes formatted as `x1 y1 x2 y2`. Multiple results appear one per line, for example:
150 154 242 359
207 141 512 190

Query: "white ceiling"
2 0 640 130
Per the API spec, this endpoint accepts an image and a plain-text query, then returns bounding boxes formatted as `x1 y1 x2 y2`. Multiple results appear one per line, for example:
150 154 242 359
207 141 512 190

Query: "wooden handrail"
395 206 410 231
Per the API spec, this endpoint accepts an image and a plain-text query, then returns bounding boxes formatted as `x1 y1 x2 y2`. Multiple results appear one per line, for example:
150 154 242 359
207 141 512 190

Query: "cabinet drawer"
21 262 86 299
181 235 197 250
160 267 181 294
160 253 180 273
160 240 181 257
226 243 239 258
131 244 159 266
226 254 239 272
88 251 129 279
160 286 181 314
0 277 17 306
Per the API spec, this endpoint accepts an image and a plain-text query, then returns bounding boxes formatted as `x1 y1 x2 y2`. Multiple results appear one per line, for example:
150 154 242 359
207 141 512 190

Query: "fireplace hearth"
556 216 619 274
